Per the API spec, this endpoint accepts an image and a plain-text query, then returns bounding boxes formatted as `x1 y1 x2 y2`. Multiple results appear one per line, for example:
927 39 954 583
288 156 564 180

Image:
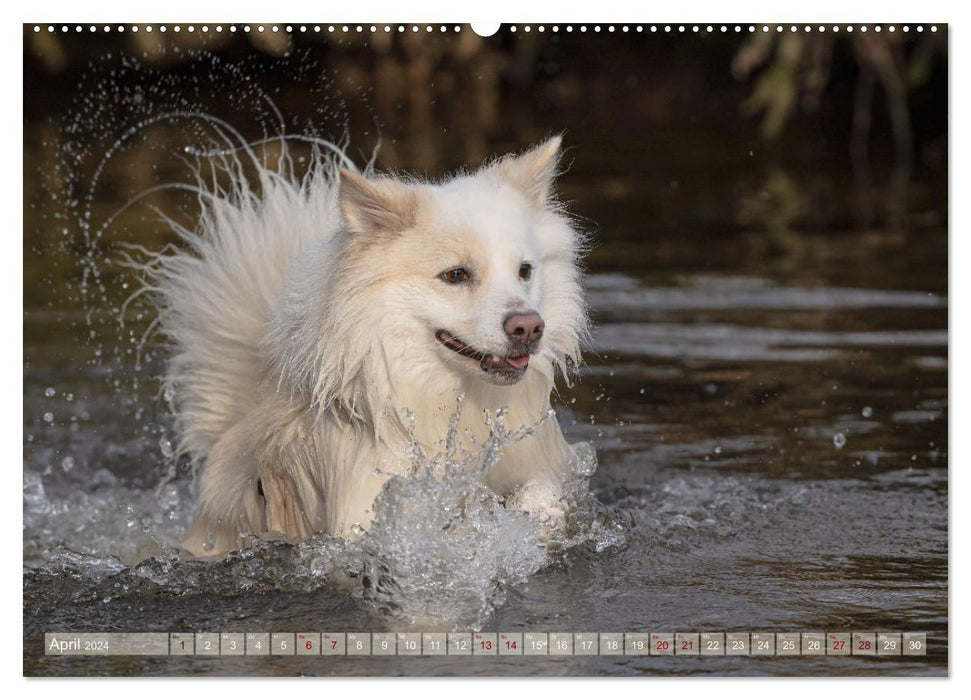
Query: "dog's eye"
519 263 533 281
440 267 471 285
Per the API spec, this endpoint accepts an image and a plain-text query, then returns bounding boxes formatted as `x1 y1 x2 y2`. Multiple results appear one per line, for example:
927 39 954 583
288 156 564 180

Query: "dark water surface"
23 36 947 676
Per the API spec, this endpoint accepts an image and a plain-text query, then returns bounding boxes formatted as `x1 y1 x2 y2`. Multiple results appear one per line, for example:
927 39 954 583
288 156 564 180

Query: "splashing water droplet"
862 406 873 418
833 433 847 449
289 405 632 628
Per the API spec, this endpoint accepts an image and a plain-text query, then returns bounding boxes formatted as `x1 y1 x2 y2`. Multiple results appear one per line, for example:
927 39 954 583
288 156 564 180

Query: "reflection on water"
23 39 946 676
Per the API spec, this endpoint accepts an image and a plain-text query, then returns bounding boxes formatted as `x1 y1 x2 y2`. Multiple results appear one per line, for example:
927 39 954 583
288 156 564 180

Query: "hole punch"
470 23 501 37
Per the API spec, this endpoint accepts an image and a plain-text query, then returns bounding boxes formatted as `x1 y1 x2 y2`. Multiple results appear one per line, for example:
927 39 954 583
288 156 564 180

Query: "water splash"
48 48 357 435
548 441 636 555
324 401 632 629
24 403 632 630
347 402 550 629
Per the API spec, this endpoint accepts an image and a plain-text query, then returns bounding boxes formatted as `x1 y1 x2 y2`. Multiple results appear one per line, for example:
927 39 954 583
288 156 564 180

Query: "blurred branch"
732 30 945 169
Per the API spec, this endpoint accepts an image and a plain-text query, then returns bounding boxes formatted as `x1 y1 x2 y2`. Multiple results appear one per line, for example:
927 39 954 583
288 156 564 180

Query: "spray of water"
25 402 632 628
343 402 634 628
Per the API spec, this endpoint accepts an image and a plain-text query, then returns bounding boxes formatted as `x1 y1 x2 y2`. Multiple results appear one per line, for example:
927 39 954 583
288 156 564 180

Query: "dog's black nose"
504 311 544 344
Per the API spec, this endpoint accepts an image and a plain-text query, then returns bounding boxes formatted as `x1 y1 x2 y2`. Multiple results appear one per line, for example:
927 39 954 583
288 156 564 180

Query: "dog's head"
337 137 588 389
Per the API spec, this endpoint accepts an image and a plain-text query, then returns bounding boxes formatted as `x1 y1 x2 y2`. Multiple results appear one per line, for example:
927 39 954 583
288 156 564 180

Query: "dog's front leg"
504 478 568 535
259 468 319 540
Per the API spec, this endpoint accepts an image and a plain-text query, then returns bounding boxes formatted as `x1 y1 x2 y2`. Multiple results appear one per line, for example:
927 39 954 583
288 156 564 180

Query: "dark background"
24 24 948 311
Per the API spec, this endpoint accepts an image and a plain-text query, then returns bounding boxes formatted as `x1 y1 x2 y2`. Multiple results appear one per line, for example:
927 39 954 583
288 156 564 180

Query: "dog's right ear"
339 169 417 237
489 135 563 206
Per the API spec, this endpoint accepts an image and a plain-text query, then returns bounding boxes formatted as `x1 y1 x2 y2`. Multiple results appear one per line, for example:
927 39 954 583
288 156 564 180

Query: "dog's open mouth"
436 329 530 375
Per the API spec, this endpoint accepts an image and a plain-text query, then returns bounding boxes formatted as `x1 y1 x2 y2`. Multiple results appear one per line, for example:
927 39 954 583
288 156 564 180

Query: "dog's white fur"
151 137 588 557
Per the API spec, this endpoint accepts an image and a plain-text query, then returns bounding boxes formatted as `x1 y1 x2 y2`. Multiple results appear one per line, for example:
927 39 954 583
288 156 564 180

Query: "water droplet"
44 387 56 398
43 412 54 423
790 489 808 505
833 433 846 449
61 455 75 472
862 406 873 418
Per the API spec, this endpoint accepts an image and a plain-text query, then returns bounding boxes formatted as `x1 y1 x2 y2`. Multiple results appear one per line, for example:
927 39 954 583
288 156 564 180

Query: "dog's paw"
505 480 567 536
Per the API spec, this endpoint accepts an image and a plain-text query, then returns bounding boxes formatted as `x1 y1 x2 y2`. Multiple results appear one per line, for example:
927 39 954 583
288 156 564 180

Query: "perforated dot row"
31 24 941 35
508 24 939 34
32 24 463 34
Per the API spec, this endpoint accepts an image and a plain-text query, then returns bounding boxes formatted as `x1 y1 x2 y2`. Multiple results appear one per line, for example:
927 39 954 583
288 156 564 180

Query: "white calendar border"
7 0 962 697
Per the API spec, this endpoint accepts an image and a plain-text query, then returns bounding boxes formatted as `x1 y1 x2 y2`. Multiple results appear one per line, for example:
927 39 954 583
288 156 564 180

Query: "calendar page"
22 15 948 679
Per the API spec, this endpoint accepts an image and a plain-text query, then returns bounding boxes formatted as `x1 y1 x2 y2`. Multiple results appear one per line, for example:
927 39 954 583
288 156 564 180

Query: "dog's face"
338 137 585 388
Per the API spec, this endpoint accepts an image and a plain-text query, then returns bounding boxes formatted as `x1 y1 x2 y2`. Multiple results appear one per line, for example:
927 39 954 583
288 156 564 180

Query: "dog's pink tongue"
506 354 529 369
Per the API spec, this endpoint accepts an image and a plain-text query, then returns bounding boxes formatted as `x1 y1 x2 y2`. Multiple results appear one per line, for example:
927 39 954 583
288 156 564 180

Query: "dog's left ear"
491 135 563 206
339 169 417 238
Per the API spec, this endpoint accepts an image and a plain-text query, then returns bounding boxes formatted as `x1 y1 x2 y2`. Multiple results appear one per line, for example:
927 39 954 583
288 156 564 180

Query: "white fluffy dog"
152 136 588 557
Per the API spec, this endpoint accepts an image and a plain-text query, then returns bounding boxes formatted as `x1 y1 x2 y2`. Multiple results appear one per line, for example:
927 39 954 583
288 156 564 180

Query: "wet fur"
150 137 589 556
